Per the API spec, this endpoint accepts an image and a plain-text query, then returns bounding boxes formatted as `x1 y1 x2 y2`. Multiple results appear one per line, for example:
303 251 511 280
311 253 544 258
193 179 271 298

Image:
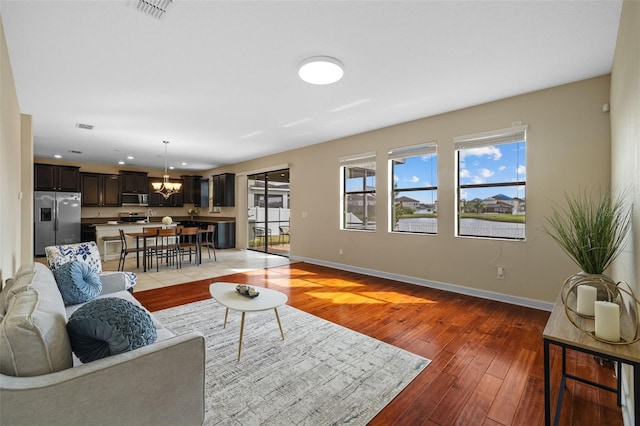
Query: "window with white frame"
389 142 437 234
340 152 376 231
454 125 527 240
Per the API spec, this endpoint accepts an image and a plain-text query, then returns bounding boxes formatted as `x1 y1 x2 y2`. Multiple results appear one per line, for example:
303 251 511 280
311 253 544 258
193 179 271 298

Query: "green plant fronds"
544 188 632 274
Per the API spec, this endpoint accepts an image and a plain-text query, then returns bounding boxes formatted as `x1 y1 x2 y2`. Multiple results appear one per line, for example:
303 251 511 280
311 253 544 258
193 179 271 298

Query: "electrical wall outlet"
497 266 505 279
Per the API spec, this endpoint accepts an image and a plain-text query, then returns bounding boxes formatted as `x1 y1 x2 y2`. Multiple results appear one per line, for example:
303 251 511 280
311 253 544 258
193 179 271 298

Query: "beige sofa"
0 262 205 425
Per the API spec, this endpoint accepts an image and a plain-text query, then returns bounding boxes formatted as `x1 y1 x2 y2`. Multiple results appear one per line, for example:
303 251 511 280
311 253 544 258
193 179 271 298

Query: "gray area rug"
154 298 430 425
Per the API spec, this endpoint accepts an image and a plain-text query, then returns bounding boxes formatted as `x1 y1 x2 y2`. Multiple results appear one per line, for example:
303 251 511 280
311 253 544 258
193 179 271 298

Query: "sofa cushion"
53 261 102 305
0 289 73 376
0 263 72 376
45 242 103 274
67 297 157 363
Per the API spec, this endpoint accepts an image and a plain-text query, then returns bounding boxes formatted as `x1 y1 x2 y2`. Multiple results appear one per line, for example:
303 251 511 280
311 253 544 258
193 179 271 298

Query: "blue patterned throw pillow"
66 298 157 363
53 261 102 305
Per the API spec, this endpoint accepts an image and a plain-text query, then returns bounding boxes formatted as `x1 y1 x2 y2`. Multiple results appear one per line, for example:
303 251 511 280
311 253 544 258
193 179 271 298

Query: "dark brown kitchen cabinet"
148 177 183 207
181 175 202 206
120 171 148 194
212 173 235 207
200 178 210 209
81 173 120 207
34 164 80 192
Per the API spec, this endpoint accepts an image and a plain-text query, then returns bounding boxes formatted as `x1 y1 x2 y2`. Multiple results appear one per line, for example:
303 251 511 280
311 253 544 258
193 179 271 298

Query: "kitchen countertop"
83 216 236 225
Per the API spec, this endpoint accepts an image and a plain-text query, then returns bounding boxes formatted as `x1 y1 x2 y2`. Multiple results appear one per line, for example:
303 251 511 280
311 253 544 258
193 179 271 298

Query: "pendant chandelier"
151 141 182 199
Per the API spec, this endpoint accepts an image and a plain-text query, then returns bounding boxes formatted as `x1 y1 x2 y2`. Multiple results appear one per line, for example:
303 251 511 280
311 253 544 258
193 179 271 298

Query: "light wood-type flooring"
134 262 623 426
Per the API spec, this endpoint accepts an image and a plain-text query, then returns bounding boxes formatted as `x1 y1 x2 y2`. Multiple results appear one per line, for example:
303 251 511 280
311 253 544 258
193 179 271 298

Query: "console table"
543 290 640 425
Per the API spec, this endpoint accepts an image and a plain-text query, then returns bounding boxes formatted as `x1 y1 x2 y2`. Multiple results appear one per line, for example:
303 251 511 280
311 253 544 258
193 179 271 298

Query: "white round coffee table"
209 282 288 361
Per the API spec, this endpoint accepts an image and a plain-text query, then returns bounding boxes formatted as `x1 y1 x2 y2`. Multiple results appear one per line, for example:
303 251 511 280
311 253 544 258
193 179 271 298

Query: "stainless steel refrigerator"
34 191 82 256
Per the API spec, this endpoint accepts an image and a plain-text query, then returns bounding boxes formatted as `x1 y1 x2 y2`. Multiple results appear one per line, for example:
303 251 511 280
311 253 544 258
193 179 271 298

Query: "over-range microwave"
121 193 148 206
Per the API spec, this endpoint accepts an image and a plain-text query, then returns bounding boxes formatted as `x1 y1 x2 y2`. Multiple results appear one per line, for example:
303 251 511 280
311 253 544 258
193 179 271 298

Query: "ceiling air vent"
128 0 173 20
75 123 94 130
68 150 83 154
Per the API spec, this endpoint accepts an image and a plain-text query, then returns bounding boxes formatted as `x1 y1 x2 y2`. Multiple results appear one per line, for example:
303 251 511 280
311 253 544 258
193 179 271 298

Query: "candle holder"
561 278 640 345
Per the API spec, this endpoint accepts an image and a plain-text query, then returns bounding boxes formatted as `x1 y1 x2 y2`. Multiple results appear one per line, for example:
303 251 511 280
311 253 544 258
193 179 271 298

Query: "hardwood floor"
134 262 623 426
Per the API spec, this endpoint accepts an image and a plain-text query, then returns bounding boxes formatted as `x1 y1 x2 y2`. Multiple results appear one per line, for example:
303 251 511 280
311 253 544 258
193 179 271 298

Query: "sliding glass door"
247 169 290 256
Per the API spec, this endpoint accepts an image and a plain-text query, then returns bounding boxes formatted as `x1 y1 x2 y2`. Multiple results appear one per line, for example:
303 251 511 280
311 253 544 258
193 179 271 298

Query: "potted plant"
544 188 632 301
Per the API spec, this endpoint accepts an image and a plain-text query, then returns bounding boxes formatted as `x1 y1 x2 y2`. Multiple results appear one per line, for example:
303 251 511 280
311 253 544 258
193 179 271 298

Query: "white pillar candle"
576 285 597 316
594 301 620 342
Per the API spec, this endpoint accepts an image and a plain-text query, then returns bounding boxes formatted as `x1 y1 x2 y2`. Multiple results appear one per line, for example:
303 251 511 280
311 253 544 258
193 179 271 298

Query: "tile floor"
37 249 292 293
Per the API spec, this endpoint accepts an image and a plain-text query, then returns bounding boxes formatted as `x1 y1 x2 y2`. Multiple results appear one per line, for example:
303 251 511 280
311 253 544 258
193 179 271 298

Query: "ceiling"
1 0 622 172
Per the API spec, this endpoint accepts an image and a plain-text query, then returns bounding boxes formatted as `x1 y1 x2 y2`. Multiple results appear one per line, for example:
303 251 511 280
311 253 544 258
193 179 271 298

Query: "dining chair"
179 227 200 264
155 227 182 271
141 227 162 270
200 224 217 261
117 229 146 272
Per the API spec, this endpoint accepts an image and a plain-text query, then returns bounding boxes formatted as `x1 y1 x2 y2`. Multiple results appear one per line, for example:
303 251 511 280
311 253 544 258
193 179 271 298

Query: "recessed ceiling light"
169 166 174 170
181 162 187 166
298 56 344 85
118 161 125 165
54 154 62 159
127 156 134 160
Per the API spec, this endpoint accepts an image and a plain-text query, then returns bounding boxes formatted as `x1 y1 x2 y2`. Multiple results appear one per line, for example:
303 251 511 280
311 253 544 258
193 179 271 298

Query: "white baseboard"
290 255 554 312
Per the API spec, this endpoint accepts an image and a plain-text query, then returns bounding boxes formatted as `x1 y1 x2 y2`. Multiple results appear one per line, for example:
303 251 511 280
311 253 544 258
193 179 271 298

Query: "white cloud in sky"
473 176 485 184
459 169 470 178
479 168 494 178
499 166 507 171
409 176 419 183
517 165 526 176
460 146 502 161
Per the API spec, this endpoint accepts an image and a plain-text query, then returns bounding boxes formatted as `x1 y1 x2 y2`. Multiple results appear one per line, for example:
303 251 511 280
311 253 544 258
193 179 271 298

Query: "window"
389 142 437 234
340 152 376 230
254 194 284 208
454 125 527 240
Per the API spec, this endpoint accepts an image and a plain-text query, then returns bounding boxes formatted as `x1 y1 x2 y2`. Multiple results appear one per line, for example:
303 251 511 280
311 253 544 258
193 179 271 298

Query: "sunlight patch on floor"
359 292 438 304
306 292 386 304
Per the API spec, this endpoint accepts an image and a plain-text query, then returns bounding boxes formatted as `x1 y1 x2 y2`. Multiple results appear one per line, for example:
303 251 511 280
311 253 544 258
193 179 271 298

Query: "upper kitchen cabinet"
212 173 235 207
81 173 120 207
148 177 184 207
120 171 148 194
181 175 202 206
34 164 80 192
200 178 210 209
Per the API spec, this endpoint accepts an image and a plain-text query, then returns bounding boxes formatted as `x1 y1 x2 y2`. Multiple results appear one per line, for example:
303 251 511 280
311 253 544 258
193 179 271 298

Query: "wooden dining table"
126 227 208 272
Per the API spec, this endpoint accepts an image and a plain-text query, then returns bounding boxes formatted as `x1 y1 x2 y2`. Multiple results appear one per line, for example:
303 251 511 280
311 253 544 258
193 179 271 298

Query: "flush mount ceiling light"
298 56 344 85
151 141 182 199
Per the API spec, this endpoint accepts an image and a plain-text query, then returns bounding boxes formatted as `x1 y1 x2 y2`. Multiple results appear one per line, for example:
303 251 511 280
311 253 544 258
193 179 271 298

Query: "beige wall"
611 0 640 299
213 76 613 306
610 2 640 424
0 17 25 284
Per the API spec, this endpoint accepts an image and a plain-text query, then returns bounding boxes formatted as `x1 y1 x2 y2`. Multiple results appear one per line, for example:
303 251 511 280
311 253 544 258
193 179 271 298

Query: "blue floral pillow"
67 298 157 363
53 261 102 305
